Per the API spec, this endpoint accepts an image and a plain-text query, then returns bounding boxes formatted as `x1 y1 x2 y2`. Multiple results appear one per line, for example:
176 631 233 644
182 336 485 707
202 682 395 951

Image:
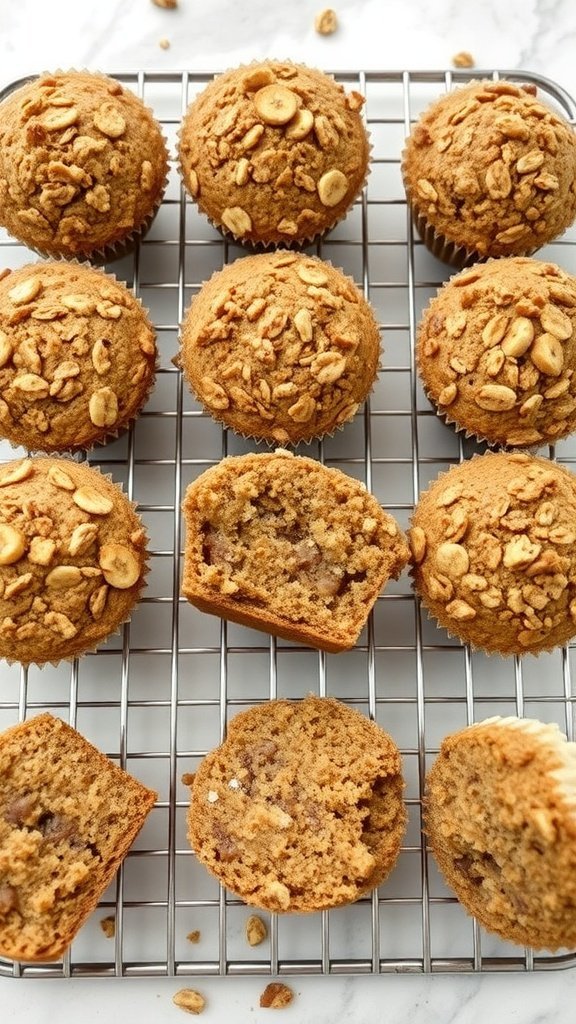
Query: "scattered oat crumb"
159 37 171 49
246 914 267 947
187 930 201 944
452 51 475 68
314 8 338 35
259 983 294 1009
173 989 206 1015
100 916 115 938
152 0 178 8
181 772 195 786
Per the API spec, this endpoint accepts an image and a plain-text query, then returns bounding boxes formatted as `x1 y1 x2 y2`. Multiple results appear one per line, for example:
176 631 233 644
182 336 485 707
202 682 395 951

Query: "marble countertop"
2 0 576 1020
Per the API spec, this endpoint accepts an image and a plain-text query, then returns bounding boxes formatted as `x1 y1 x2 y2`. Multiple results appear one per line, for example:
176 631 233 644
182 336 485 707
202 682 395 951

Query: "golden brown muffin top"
426 716 576 950
417 258 576 447
179 251 380 444
0 457 147 665
403 80 576 257
0 72 168 257
187 696 406 912
0 262 156 452
409 451 576 654
178 61 369 245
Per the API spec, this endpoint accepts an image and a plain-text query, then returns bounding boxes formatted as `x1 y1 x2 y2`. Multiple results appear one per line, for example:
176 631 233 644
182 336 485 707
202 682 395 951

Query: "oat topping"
0 458 147 665
178 60 369 244
411 452 576 654
404 80 576 258
179 252 380 444
417 258 576 447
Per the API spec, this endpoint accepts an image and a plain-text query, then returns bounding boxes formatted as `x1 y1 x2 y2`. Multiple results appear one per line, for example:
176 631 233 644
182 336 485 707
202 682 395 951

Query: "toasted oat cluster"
178 60 369 245
187 696 406 913
403 80 576 261
410 451 576 654
0 262 156 452
426 717 576 950
0 713 156 961
179 252 380 444
181 450 409 652
0 71 168 258
417 258 576 447
0 457 148 665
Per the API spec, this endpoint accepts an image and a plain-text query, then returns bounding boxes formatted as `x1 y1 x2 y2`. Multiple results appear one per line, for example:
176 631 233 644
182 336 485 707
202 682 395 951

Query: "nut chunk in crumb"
260 983 294 1009
246 914 268 946
315 8 338 34
452 51 475 67
172 989 206 1015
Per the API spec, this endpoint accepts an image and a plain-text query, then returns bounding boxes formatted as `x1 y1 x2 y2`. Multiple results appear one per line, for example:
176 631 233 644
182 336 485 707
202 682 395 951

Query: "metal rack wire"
1 68 576 979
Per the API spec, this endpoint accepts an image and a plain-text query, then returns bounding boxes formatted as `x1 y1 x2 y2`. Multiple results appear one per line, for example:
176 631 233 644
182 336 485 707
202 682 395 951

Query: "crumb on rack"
181 772 195 786
246 914 268 946
452 51 475 68
259 983 294 1009
314 8 338 35
173 989 206 1015
99 916 115 938
159 37 171 49
187 930 201 943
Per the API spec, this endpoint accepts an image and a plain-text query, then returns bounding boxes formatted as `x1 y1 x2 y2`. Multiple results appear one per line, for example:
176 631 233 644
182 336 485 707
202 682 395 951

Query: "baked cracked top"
426 716 576 950
0 262 156 452
403 80 576 258
417 258 576 447
0 457 148 665
409 452 576 654
178 61 369 245
179 252 380 443
0 71 168 257
187 696 406 912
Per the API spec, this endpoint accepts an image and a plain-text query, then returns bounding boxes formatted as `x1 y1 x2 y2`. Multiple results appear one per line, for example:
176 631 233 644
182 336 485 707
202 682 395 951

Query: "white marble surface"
2 0 576 1020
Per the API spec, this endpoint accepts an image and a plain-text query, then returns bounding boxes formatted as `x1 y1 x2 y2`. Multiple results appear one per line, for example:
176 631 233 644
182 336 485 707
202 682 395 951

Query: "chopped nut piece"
172 989 206 1015
260 983 294 1009
93 102 126 139
45 565 83 589
315 8 338 34
246 914 268 946
531 333 563 376
69 523 99 557
221 206 252 236
8 277 42 306
409 526 427 564
100 916 115 938
28 536 56 566
474 384 517 412
89 387 119 428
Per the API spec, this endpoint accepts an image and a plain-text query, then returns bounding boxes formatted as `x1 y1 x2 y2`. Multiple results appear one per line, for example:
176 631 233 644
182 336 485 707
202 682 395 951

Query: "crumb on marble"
452 51 475 68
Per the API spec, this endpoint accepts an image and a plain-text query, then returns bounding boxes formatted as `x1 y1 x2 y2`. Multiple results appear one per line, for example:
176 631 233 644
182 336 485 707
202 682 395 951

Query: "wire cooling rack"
1 68 576 980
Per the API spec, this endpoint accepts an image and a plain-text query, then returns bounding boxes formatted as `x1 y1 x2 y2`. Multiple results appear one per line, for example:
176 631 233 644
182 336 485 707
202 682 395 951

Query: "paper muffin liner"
407 451 576 658
0 454 150 669
415 261 574 452
176 252 381 446
0 259 158 456
1 69 170 265
176 59 372 251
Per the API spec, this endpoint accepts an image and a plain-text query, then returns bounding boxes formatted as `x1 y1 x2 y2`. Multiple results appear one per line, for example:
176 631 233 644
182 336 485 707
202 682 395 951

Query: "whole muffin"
0 456 148 665
0 262 156 452
182 449 409 653
0 71 168 259
409 451 576 654
402 80 576 266
426 716 576 950
178 251 380 444
178 60 369 246
187 696 406 912
417 258 576 448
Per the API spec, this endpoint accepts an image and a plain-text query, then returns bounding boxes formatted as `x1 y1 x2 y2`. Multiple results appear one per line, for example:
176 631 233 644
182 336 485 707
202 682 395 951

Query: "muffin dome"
178 60 370 246
0 71 168 258
410 452 576 655
417 258 576 448
178 251 380 444
402 80 576 265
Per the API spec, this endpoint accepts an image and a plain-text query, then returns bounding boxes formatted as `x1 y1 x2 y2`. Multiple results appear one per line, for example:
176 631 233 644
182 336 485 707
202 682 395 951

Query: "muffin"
178 251 380 444
0 456 148 665
409 451 576 654
178 60 369 246
187 695 406 912
0 712 156 961
402 79 576 266
0 71 168 259
426 716 576 950
417 258 576 448
0 261 156 452
181 449 409 653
